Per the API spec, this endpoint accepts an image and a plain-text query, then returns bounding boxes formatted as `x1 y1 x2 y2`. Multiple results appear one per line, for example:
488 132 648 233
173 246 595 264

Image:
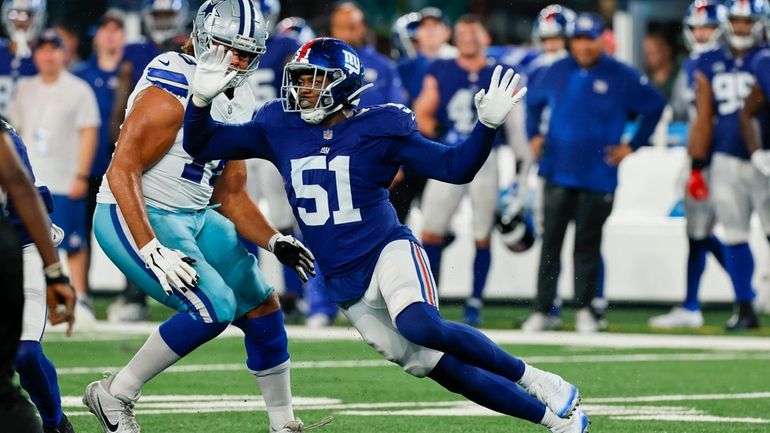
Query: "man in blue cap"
524 13 666 332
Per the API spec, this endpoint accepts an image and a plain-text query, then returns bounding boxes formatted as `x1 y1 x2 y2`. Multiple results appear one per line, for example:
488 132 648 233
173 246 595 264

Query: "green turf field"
41 325 770 433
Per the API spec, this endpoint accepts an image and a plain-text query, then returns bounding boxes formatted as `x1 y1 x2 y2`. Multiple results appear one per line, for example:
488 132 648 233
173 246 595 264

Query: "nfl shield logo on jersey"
323 129 333 140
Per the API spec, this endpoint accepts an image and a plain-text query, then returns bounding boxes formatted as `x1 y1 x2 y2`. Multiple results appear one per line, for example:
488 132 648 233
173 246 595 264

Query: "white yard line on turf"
61 393 770 424
46 321 770 350
56 352 770 375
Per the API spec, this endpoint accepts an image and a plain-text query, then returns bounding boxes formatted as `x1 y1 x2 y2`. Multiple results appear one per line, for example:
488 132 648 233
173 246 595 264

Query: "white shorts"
21 244 47 342
340 239 443 378
246 159 296 230
711 153 770 244
421 149 498 241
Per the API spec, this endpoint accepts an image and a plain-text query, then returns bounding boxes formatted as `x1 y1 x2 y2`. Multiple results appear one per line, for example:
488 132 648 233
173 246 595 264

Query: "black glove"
269 233 316 282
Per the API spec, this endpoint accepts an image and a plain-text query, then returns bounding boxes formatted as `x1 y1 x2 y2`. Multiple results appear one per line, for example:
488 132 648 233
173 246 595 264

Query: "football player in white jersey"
82 2 319 433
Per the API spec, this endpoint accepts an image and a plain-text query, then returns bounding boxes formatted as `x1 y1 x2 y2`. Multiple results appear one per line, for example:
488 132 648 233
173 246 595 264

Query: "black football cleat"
725 313 759 331
44 414 76 433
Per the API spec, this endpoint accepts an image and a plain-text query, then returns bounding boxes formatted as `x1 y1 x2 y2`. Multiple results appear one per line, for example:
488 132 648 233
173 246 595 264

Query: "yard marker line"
587 391 770 403
55 352 770 375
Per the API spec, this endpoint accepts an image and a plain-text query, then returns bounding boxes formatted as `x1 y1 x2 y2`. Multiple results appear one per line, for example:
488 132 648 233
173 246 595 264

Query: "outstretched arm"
391 66 526 184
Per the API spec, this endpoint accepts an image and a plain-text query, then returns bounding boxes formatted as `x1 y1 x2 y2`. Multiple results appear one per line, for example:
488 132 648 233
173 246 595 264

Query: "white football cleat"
520 366 580 418
271 416 333 432
521 312 563 332
575 308 602 333
548 408 590 433
82 374 141 433
649 307 704 329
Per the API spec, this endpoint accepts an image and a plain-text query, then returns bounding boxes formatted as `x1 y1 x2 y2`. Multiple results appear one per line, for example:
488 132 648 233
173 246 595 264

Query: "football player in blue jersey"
184 36 590 433
3 117 76 433
650 0 729 330
0 0 45 115
82 2 318 432
276 17 316 45
416 15 513 327
691 0 770 330
0 118 75 433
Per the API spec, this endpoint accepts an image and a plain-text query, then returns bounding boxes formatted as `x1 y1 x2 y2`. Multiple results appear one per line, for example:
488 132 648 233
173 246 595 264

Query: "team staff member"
525 13 665 332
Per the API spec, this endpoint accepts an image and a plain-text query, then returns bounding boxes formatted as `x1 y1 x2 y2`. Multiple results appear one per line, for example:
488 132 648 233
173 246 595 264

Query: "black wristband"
691 159 708 170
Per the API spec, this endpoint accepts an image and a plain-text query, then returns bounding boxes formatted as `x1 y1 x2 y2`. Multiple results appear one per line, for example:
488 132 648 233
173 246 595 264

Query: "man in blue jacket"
525 13 666 332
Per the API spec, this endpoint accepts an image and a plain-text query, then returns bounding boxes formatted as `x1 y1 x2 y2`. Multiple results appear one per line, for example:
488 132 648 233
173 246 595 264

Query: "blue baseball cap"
35 29 64 49
568 13 605 39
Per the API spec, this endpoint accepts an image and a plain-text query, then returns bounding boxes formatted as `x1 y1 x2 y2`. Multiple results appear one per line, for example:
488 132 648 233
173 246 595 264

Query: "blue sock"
396 302 525 382
472 247 491 300
706 235 727 269
159 313 229 357
15 341 63 428
725 243 756 303
234 310 290 372
429 354 545 423
422 243 443 284
684 238 708 311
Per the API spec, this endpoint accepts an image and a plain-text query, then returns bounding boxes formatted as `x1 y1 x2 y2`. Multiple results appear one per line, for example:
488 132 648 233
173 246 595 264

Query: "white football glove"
268 233 316 283
190 44 238 107
751 149 770 177
474 65 527 129
139 238 199 296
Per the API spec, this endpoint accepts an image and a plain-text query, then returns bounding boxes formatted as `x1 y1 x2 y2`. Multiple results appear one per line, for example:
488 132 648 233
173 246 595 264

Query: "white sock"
540 407 561 428
109 328 181 400
253 360 294 431
518 363 538 388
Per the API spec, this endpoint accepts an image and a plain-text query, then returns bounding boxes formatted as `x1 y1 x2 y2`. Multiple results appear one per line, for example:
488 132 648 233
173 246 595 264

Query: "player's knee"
395 303 446 348
15 341 43 375
235 309 289 372
400 352 438 378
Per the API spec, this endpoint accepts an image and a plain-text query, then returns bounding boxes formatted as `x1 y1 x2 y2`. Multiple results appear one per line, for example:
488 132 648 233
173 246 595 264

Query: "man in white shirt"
9 29 99 317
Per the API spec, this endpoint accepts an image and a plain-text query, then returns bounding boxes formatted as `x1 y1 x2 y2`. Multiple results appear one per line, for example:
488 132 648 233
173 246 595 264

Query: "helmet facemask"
282 64 349 124
725 15 765 50
2 0 46 58
142 2 188 46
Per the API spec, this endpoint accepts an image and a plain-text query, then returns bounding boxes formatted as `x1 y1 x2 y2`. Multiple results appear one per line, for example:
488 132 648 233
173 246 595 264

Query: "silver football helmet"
1 0 46 42
192 0 268 88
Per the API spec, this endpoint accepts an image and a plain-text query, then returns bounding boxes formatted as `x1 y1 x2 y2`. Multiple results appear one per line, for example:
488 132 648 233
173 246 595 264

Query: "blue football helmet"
683 0 727 53
276 16 316 45
1 0 46 42
192 0 268 88
255 0 280 32
724 0 768 50
532 4 576 43
390 11 421 60
495 184 536 253
282 37 371 124
141 0 190 45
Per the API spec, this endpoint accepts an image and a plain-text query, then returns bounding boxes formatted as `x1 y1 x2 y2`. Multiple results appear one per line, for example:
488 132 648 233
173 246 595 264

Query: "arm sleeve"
625 71 667 150
525 69 549 139
389 122 498 184
183 101 272 161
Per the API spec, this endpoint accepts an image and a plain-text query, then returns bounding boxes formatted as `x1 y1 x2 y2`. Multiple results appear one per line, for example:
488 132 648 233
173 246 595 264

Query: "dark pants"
535 181 614 313
388 168 428 224
0 217 41 432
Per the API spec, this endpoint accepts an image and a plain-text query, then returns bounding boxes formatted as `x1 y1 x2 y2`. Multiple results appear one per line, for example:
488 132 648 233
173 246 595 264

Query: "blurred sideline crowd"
3 0 770 335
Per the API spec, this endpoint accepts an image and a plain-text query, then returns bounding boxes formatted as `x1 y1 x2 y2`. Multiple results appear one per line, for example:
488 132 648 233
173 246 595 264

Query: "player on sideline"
4 117 77 433
690 0 769 330
649 0 728 329
416 14 511 327
82 2 318 433
184 37 589 433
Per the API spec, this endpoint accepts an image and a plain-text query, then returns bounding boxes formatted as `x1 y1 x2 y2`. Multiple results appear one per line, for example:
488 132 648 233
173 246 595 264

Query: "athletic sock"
16 341 63 428
234 310 293 431
725 243 756 303
396 302 525 382
471 246 491 300
428 354 545 423
684 237 708 311
109 313 227 399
